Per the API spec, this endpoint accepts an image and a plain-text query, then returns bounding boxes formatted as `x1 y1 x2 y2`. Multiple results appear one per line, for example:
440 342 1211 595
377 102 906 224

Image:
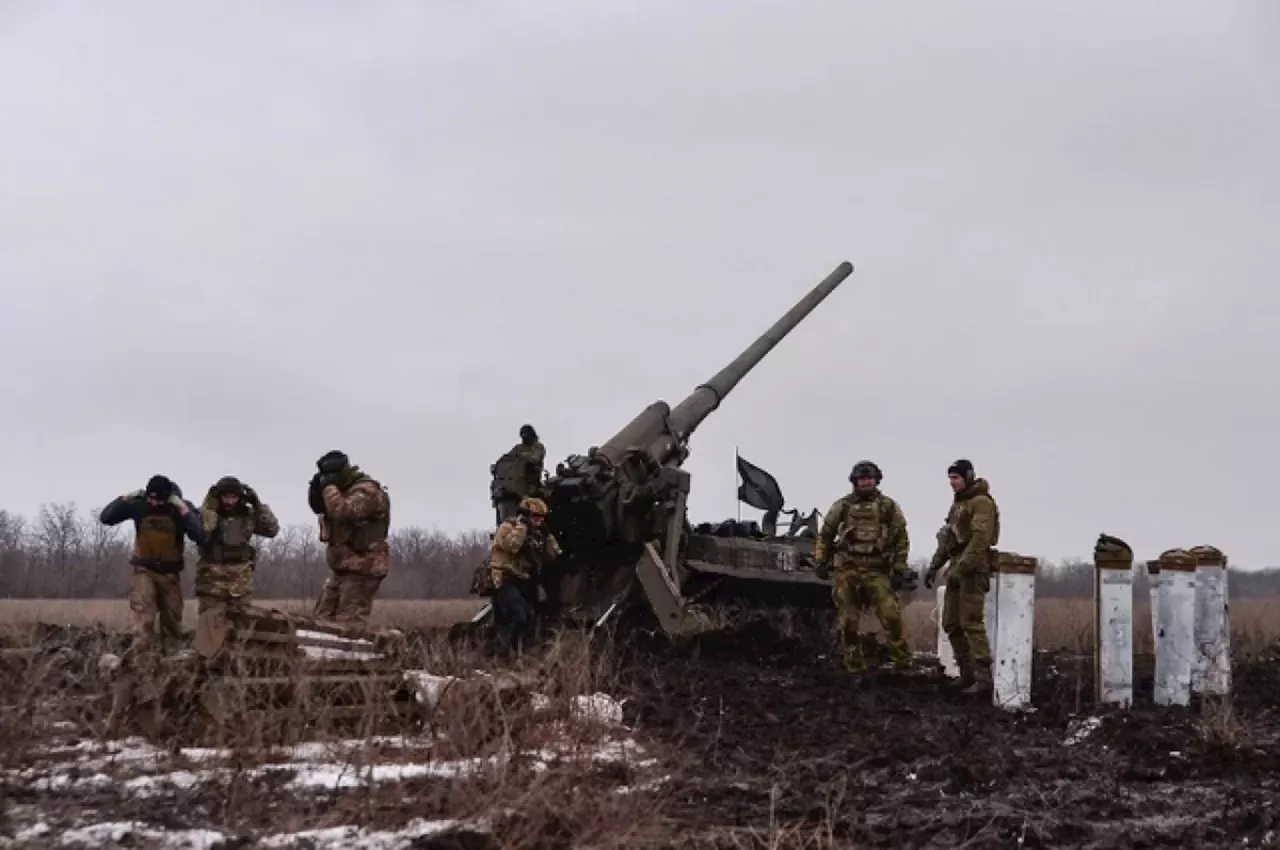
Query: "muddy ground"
2 619 1279 848
617 620 1280 848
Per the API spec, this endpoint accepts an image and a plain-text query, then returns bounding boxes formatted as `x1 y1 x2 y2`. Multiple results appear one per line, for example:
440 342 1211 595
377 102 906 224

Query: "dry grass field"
3 594 1280 846
2 596 1276 655
0 598 487 633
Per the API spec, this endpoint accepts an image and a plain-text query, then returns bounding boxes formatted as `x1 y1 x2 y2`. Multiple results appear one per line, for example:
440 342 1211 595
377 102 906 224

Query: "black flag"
737 454 784 513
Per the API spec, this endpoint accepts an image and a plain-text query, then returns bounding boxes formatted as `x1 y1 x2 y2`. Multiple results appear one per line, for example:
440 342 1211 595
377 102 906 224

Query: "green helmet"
850 460 882 484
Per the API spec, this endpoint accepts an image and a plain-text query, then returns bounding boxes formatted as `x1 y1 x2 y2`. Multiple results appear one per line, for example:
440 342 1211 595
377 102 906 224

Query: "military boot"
947 659 975 689
960 663 993 698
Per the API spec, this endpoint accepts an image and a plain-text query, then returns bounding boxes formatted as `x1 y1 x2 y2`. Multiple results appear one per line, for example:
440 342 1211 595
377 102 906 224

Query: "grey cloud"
1 1 1276 567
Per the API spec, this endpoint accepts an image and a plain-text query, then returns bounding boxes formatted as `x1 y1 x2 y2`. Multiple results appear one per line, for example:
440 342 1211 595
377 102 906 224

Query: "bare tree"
1 501 1272 602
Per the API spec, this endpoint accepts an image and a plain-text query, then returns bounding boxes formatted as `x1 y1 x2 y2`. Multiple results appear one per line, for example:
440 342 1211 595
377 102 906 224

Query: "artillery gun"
469 261 854 639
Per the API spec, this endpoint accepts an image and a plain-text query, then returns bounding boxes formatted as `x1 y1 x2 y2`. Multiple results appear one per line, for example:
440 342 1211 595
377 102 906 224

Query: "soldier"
98 475 205 655
925 459 1000 697
490 424 546 524
487 496 561 657
194 476 280 614
308 450 392 626
813 460 914 673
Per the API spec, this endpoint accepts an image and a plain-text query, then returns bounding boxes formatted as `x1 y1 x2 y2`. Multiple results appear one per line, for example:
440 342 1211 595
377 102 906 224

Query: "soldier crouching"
309 450 392 626
194 476 279 614
488 497 561 658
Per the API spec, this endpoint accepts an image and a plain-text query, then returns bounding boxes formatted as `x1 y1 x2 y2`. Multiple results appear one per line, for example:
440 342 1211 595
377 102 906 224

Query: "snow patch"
1064 716 1103 746
571 693 626 726
58 821 225 848
258 817 481 849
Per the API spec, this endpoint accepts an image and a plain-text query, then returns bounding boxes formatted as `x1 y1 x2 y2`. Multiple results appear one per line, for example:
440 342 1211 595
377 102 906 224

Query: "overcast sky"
1 1 1276 568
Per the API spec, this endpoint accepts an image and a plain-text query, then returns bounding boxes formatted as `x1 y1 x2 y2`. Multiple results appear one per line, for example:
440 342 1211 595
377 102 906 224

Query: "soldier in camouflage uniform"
194 476 279 614
925 459 1000 697
488 496 561 657
308 450 392 626
490 424 546 524
813 461 914 672
98 475 205 656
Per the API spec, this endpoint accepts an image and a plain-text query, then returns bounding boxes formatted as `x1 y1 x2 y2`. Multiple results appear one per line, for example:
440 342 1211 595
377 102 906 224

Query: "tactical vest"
133 507 185 572
948 496 1001 553
330 481 391 553
206 511 256 564
491 445 542 502
836 495 892 563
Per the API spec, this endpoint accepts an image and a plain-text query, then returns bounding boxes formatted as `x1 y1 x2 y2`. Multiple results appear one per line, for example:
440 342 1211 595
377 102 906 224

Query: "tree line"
0 502 1276 601
0 503 488 601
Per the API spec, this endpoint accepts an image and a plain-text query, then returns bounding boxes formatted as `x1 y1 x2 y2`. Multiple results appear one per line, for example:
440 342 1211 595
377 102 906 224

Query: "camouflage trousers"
314 572 382 625
831 567 910 672
943 568 991 668
194 561 254 614
128 567 184 654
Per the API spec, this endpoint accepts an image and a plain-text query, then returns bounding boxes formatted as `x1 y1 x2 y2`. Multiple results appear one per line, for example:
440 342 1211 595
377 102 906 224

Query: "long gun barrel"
597 261 854 468
669 260 853 438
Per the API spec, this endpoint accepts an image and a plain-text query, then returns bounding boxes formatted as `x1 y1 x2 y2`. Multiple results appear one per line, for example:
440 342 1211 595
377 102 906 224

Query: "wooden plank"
209 649 399 672
220 674 405 686
228 629 384 654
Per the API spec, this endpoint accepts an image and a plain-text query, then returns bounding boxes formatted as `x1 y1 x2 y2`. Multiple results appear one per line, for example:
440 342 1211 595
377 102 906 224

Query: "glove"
166 493 185 509
308 474 328 515
924 566 939 589
814 558 831 580
242 484 260 506
892 569 918 593
123 489 145 501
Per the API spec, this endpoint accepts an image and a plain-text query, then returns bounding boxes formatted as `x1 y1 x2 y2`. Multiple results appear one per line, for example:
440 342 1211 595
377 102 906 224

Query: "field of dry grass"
0 598 487 632
3 597 1276 656
3 596 1280 847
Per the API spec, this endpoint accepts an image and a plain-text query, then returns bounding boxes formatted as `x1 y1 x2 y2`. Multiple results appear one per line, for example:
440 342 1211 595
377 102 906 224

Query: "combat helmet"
849 460 883 484
518 496 549 516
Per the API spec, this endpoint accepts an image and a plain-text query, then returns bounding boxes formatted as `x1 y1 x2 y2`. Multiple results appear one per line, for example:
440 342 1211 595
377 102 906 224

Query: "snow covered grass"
0 626 672 849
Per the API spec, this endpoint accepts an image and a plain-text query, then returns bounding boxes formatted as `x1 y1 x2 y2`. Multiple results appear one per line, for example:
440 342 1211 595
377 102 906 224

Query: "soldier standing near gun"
194 476 280 614
490 424 546 524
925 459 1000 697
308 450 392 626
813 460 915 673
486 496 561 658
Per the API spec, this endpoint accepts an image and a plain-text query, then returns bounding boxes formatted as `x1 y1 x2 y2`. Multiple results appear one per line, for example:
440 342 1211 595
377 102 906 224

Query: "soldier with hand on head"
486 496 561 658
924 459 1000 697
98 475 205 656
490 424 546 524
194 476 279 615
308 450 392 626
813 460 914 673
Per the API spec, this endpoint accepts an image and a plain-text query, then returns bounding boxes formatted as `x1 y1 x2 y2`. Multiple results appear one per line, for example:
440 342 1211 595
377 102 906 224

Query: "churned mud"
617 618 1280 848
2 618 1279 848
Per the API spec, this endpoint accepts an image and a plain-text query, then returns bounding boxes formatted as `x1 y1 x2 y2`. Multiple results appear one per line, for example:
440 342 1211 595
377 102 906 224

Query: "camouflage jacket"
814 491 909 573
932 478 1000 577
322 477 392 578
489 518 561 586
491 440 546 501
197 494 279 566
